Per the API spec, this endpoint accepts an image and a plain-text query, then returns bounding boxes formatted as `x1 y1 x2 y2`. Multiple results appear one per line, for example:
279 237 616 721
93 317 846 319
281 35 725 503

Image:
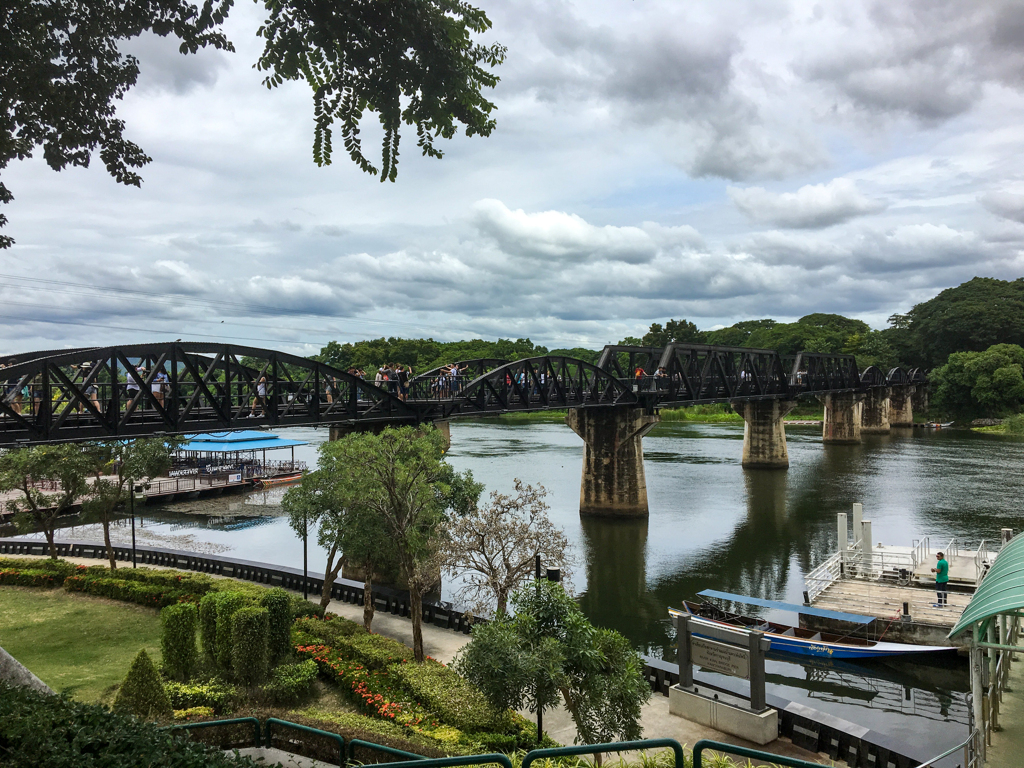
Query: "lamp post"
535 553 542 746
302 506 308 601
130 482 142 568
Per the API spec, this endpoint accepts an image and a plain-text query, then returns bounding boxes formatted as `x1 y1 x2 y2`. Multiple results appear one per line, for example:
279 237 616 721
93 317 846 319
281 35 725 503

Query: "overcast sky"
4 0 1024 357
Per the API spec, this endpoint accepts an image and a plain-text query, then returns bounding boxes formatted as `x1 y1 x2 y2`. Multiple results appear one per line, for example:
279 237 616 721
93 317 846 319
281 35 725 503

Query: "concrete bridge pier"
861 388 891 434
566 407 660 517
889 385 916 427
739 399 797 469
817 393 865 444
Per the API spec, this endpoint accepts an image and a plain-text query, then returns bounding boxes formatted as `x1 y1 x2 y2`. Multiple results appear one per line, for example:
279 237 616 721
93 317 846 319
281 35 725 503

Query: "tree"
0 444 94 558
905 278 1024 369
455 580 651 748
1 0 505 247
445 479 575 617
282 471 348 616
322 425 480 661
931 344 1024 421
81 438 181 570
640 319 705 347
283 441 397 629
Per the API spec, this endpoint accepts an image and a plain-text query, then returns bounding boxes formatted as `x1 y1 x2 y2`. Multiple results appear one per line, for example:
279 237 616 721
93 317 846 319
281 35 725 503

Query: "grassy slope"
0 586 162 703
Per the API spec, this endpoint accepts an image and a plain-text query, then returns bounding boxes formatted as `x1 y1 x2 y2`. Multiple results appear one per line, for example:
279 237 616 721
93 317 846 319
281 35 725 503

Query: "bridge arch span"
0 342 414 445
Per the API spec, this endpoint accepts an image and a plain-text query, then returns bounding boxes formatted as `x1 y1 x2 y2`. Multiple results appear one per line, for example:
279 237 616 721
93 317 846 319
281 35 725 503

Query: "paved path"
984 639 1024 768
2 553 827 764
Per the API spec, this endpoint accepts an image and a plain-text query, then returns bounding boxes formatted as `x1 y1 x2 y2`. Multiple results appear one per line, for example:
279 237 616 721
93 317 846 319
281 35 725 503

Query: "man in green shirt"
931 552 949 607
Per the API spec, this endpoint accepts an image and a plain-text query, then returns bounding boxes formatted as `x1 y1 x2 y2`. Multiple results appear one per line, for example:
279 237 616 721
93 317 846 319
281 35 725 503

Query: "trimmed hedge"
232 606 269 686
261 659 318 705
199 592 222 660
389 659 500 733
162 602 200 681
0 568 67 588
0 682 258 768
63 574 190 608
112 567 214 596
215 593 250 670
165 679 238 713
294 614 367 645
259 587 293 664
113 649 173 721
349 632 415 669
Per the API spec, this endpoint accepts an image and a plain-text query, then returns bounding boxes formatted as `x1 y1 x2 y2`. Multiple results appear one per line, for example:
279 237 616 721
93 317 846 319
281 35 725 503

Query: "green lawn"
0 586 162 703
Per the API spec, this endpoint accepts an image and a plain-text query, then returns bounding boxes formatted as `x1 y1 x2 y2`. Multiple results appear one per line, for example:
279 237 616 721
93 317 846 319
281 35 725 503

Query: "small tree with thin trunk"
323 425 480 661
81 438 182 570
455 580 651 751
0 444 93 558
283 472 347 616
445 479 575 617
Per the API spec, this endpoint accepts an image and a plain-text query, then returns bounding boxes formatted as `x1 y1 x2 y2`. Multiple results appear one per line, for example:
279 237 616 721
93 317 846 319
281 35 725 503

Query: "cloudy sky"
4 0 1024 357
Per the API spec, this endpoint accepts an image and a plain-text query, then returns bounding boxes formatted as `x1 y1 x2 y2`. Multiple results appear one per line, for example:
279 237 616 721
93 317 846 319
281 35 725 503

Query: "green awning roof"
949 533 1024 639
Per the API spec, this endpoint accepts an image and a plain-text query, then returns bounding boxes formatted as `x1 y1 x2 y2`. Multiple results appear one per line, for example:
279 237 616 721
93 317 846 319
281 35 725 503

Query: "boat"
252 472 303 488
924 421 954 429
673 600 957 660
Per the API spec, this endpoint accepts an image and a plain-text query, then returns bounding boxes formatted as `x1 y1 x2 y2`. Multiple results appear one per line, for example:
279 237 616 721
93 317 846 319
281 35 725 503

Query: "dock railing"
804 551 843 602
805 547 918 603
974 540 990 583
982 613 1021 753
911 536 930 568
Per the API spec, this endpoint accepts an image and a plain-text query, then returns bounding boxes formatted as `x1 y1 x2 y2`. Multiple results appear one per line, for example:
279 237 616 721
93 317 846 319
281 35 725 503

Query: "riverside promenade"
1 551 827 764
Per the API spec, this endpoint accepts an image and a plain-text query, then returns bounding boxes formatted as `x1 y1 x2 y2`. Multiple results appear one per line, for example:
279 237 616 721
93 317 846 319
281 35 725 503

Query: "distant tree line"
312 277 1024 421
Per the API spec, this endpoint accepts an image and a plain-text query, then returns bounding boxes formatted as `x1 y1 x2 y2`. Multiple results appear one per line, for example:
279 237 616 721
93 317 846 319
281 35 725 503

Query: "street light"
130 482 143 568
534 554 562 747
302 506 308 601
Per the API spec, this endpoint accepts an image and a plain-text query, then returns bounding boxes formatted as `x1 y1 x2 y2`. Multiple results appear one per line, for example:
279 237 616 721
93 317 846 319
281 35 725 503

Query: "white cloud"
980 191 1024 223
729 179 887 228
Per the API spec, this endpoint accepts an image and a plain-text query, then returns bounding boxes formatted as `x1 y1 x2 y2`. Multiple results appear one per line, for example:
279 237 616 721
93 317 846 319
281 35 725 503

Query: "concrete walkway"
2 553 828 764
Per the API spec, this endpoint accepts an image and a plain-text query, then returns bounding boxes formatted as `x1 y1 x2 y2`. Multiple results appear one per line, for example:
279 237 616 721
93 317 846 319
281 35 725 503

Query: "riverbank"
480 403 826 425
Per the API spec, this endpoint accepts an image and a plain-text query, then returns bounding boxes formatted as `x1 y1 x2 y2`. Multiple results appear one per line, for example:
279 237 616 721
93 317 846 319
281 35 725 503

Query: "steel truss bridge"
0 341 925 445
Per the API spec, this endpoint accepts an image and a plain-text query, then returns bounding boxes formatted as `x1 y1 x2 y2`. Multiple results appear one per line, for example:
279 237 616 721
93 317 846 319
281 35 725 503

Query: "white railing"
912 729 979 768
911 536 929 568
944 536 959 559
804 550 843 602
975 540 990 583
805 547 918 602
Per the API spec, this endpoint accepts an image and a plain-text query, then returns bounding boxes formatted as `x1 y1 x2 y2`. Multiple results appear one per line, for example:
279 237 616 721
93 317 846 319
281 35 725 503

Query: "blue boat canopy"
697 589 872 625
178 430 307 453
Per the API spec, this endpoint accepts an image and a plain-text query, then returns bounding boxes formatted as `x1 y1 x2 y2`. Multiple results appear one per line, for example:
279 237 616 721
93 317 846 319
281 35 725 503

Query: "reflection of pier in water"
762 652 970 727
207 515 275 532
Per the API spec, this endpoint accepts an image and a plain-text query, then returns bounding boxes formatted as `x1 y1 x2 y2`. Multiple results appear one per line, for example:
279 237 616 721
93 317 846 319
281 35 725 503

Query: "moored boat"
253 472 303 488
673 601 956 660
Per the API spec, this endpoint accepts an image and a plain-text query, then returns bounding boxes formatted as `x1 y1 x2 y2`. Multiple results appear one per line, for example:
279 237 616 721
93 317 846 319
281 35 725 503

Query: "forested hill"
315 277 1024 374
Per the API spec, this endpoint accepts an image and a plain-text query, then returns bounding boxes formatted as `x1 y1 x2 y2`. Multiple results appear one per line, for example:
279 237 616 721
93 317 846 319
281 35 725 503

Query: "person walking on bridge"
931 551 949 607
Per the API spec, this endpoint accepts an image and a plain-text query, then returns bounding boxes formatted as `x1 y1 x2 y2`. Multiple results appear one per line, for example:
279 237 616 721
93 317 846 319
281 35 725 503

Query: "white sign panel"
229 473 242 483
691 636 750 680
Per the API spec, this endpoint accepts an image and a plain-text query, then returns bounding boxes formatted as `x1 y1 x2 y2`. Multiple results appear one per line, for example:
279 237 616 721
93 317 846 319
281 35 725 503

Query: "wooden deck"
812 579 970 630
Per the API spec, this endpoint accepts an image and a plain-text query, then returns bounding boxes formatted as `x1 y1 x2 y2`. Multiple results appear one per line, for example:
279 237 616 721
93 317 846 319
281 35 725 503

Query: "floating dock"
802 504 1006 646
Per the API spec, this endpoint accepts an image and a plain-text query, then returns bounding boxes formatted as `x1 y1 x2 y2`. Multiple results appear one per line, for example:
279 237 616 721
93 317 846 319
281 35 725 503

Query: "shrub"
293 614 366 646
215 593 251 669
199 592 222 660
349 632 414 669
259 588 293 664
389 660 499 732
113 649 173 721
63 573 191 608
0 568 64 587
231 606 269 686
113 567 214 596
261 659 318 705
291 595 325 619
161 603 200 681
173 706 215 720
0 682 258 768
165 679 238 713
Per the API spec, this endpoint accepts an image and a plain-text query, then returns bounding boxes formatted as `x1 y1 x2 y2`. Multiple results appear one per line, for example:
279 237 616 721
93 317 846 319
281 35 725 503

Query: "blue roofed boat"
672 594 957 660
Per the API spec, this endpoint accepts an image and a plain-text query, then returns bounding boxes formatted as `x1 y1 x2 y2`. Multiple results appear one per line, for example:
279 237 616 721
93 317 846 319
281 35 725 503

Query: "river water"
12 420 1024 760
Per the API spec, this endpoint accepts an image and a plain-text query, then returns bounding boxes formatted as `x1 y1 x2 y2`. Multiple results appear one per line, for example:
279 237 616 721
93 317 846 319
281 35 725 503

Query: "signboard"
169 468 198 477
229 473 242 483
691 636 750 679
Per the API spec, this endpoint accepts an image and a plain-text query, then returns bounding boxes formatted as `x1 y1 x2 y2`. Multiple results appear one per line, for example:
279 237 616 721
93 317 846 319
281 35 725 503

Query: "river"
10 420 1024 760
